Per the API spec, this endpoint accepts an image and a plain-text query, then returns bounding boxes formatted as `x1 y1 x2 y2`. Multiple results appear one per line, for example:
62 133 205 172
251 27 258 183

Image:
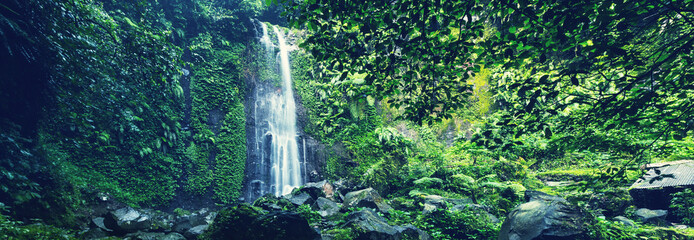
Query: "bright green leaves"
283 0 482 124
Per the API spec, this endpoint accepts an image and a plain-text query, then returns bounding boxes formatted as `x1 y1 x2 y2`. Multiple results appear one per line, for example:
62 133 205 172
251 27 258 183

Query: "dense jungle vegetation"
0 0 693 239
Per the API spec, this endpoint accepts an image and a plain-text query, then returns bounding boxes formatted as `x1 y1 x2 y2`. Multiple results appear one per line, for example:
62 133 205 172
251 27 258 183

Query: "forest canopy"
283 0 694 174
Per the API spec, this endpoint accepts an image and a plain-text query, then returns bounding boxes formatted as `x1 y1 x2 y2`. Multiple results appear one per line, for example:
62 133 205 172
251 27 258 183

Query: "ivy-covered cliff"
0 0 283 224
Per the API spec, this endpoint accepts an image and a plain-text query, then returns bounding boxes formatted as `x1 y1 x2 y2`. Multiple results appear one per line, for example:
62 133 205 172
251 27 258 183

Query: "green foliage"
413 177 444 189
185 23 249 204
671 188 694 226
0 213 76 240
416 208 500 240
323 228 354 240
199 204 264 240
341 127 413 195
587 217 694 240
296 204 321 225
492 160 527 181
173 208 191 217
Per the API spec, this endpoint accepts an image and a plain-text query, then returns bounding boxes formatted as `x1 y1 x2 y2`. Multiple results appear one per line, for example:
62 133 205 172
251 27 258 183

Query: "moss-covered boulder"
498 191 592 240
200 204 320 240
343 188 392 213
342 209 430 240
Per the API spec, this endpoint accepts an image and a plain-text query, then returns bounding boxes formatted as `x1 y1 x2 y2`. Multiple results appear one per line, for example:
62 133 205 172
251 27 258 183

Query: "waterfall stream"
245 21 303 201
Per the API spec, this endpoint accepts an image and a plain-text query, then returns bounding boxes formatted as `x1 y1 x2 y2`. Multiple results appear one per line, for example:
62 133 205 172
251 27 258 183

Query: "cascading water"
244 21 303 201
270 25 302 196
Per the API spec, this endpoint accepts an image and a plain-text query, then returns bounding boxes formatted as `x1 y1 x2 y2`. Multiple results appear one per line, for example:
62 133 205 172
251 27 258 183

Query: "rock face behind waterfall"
242 21 325 202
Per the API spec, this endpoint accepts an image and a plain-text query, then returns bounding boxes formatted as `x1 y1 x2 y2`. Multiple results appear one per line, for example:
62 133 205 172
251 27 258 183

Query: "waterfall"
244 21 303 201
270 25 302 196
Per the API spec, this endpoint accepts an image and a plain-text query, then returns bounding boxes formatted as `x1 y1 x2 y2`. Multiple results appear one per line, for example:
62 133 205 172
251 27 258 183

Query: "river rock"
125 231 164 240
299 180 333 200
184 225 208 239
161 232 186 240
288 191 315 206
343 188 392 213
103 207 153 234
315 197 341 217
91 217 114 232
634 208 668 226
343 209 429 240
498 192 591 240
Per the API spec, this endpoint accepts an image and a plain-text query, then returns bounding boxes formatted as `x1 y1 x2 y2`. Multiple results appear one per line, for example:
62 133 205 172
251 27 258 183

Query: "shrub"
670 188 694 225
416 208 500 240
492 160 527 181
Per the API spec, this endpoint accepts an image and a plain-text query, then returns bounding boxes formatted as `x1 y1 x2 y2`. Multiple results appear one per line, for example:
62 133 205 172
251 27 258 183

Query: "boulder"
634 208 668 226
184 224 208 239
203 204 320 240
91 217 113 232
343 188 392 213
160 232 186 240
315 197 341 217
287 192 315 206
300 180 334 200
125 231 164 240
343 209 429 240
103 207 153 234
81 227 108 239
498 192 592 240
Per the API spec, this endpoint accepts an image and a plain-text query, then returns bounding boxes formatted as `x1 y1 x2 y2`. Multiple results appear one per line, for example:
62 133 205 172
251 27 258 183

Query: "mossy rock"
200 204 320 240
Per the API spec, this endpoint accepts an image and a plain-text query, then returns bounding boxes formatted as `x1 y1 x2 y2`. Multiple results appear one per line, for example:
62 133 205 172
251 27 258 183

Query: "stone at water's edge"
498 191 591 240
343 188 392 213
103 207 152 234
634 208 668 226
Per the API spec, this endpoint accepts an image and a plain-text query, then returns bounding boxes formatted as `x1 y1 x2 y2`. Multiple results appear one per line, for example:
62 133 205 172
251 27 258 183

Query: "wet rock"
287 192 314 206
634 208 668 226
343 209 429 240
160 232 186 240
125 231 164 240
315 197 341 217
104 207 152 234
81 227 108 239
184 225 208 239
172 209 211 234
91 217 113 232
343 188 392 213
499 192 591 240
301 180 335 200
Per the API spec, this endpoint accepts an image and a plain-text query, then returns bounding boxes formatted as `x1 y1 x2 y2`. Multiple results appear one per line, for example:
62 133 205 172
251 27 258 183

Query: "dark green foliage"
670 188 694 225
492 160 527 181
200 204 264 240
0 212 76 240
416 208 500 240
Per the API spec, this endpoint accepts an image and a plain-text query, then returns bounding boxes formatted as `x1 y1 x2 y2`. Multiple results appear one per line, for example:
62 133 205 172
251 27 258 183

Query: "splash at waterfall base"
243 21 325 202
